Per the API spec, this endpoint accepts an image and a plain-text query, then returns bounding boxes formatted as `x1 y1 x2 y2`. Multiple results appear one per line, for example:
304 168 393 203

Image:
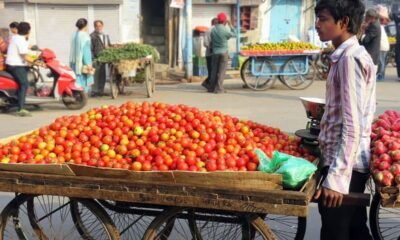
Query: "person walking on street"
201 18 218 90
69 18 94 93
90 20 111 97
314 0 376 240
360 9 381 66
208 13 236 94
5 22 35 117
376 5 390 81
392 10 400 80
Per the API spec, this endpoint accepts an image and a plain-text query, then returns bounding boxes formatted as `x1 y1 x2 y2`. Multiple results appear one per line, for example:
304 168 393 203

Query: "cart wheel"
0 194 120 240
110 66 119 99
280 57 314 90
370 193 400 240
305 60 317 81
142 207 277 240
98 200 163 239
240 58 277 91
264 214 306 240
145 65 155 98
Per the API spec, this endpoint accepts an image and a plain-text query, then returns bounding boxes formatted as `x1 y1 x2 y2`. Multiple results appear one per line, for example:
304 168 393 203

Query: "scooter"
0 47 87 111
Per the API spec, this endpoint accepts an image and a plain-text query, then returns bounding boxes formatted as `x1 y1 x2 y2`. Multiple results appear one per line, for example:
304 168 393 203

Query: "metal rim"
142 207 278 240
370 193 400 240
240 57 277 91
280 57 314 90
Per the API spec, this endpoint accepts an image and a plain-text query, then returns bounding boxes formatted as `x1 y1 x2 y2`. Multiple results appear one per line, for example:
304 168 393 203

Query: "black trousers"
318 171 372 240
209 53 228 92
93 62 106 94
6 65 29 110
395 43 400 78
203 55 213 87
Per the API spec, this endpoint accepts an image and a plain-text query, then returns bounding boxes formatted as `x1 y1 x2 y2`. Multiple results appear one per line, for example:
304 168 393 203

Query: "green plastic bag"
256 149 317 190
275 158 317 189
256 148 274 173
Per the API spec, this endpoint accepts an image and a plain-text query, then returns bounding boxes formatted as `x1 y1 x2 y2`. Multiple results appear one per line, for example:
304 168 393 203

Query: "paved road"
0 67 399 239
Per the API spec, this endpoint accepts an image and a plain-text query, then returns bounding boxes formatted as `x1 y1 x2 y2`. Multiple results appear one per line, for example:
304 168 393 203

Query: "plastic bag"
256 150 292 173
256 149 317 190
275 158 317 189
256 148 274 173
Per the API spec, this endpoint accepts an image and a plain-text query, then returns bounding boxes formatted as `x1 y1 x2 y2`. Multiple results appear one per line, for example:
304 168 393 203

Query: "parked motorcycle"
0 47 87 111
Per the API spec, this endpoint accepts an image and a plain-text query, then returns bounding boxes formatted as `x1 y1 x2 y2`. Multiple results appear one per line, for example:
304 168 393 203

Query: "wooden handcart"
0 132 371 240
369 185 400 240
240 50 320 91
0 162 318 240
107 56 156 99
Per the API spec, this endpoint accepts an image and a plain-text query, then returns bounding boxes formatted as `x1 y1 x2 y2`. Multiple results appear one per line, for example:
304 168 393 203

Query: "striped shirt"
318 36 376 194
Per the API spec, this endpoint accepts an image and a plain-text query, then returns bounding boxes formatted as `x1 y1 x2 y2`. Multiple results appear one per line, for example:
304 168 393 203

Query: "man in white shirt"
376 5 390 81
5 22 35 117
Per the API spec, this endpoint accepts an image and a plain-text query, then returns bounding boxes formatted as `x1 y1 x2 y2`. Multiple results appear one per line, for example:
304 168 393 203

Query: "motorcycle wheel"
62 90 88 110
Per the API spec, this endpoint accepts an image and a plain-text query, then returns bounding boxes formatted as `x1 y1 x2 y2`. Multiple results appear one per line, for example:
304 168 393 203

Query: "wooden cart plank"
68 164 283 191
0 171 311 216
0 182 308 217
0 163 75 176
0 171 308 202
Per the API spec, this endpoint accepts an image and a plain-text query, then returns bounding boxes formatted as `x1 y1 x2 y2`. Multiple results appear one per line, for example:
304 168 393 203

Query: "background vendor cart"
96 43 159 99
107 56 156 99
240 50 320 91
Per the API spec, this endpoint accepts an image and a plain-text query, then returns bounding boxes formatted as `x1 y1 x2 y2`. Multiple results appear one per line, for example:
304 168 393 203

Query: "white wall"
121 0 141 43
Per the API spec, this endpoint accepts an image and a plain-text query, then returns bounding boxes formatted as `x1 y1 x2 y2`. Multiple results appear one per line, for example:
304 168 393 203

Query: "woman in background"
69 18 94 93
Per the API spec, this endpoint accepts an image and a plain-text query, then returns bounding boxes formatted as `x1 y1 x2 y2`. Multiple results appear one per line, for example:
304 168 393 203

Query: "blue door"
269 0 302 42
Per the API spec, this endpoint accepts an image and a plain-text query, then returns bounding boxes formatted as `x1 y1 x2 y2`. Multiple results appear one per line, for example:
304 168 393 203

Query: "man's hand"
314 187 343 208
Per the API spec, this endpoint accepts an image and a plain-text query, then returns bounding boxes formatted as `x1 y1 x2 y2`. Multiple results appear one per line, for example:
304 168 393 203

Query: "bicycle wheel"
369 193 400 240
280 57 314 90
98 200 162 240
142 207 277 240
240 58 277 91
264 215 306 240
0 194 120 240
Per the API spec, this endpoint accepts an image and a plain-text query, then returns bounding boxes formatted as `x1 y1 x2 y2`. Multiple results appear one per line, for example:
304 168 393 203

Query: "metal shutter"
0 3 24 27
192 4 231 29
192 5 236 54
36 5 88 63
93 5 120 44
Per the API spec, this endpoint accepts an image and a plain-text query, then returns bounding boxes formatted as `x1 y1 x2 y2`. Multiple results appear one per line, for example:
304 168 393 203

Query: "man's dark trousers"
209 53 228 92
6 65 29 110
318 171 372 240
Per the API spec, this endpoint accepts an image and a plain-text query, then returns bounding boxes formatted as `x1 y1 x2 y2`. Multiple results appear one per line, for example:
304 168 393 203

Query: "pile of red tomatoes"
371 110 400 186
0 102 314 172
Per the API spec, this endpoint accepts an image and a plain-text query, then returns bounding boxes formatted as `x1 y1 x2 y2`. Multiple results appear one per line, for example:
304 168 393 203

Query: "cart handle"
311 192 371 207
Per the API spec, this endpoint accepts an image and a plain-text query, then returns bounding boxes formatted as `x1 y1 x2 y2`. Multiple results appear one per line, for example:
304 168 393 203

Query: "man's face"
95 22 103 33
315 9 346 42
10 27 18 34
364 16 376 25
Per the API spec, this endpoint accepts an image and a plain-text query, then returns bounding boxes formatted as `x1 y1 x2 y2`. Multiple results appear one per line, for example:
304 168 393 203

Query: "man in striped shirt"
314 0 376 239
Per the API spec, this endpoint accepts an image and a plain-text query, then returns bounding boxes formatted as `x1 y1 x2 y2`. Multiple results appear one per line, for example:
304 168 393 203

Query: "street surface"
0 66 399 239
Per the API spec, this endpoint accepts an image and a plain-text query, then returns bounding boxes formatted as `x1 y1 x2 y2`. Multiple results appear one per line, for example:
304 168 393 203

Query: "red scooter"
0 47 87 111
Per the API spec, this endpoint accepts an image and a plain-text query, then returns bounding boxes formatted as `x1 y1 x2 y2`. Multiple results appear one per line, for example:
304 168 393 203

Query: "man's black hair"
17 22 30 35
315 0 365 34
94 20 104 27
9 22 19 29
